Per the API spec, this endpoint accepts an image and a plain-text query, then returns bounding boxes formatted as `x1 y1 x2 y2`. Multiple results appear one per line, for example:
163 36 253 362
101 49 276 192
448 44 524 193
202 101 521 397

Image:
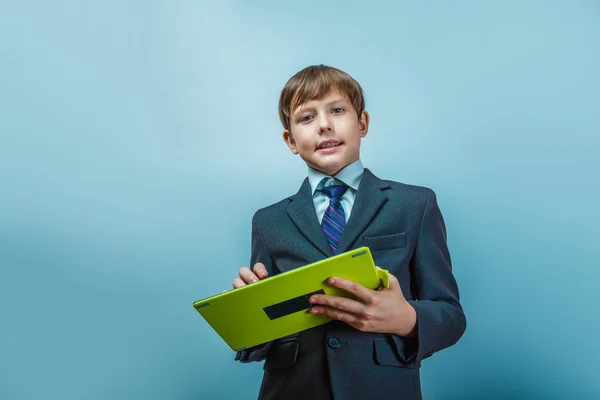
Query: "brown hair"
278 65 365 133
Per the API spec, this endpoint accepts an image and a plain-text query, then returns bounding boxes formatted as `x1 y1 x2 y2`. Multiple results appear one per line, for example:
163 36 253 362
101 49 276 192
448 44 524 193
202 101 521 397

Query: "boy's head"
279 65 370 177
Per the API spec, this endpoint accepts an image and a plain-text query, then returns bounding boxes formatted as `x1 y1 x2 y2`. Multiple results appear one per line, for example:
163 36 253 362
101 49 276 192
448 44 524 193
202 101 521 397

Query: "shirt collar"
308 159 364 195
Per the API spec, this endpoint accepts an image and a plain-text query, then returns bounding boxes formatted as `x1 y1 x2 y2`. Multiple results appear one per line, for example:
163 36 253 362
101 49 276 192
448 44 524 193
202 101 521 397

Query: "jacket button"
327 337 341 349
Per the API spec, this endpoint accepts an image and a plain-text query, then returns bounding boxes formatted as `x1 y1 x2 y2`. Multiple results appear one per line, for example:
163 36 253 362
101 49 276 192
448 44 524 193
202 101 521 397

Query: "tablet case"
193 247 390 351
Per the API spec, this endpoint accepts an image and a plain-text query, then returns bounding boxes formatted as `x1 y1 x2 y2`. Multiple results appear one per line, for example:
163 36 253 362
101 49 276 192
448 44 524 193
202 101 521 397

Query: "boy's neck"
307 159 364 194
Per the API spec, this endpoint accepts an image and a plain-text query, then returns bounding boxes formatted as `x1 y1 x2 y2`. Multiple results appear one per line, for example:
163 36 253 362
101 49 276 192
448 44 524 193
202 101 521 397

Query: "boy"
232 65 466 400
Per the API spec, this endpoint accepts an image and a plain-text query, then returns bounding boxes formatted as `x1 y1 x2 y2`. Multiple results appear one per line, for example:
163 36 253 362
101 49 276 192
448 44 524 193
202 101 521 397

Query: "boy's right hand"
232 262 269 289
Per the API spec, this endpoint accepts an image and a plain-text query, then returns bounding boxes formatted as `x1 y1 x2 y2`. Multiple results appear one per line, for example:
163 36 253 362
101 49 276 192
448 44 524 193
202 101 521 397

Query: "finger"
327 277 375 304
252 262 269 279
232 278 246 289
309 293 366 315
310 305 362 326
238 266 259 284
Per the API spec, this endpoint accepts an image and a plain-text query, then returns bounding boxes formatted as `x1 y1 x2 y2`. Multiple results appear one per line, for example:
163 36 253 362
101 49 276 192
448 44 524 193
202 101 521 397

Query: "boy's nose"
317 115 333 134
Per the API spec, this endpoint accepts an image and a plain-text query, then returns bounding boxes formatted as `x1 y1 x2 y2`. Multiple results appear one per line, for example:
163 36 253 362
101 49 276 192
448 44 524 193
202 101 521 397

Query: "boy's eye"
300 115 314 122
332 107 344 114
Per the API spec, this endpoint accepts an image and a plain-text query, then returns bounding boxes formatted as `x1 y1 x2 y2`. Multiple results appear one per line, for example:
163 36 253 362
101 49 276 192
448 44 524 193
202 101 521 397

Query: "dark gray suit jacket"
236 169 466 400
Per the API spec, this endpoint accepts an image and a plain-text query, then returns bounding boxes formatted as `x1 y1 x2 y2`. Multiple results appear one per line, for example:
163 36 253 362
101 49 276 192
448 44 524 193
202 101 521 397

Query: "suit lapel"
286 178 334 258
336 169 390 253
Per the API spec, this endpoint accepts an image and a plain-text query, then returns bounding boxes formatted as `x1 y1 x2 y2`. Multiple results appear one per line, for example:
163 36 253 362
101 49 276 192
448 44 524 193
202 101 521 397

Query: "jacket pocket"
373 335 411 368
263 337 299 370
363 232 407 251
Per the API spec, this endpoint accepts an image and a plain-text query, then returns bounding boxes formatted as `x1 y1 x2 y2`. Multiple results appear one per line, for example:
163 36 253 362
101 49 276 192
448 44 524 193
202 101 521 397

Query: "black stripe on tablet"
263 289 325 320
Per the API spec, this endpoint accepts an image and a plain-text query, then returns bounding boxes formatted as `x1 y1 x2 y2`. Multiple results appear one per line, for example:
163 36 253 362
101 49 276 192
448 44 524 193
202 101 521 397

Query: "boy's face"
283 89 369 176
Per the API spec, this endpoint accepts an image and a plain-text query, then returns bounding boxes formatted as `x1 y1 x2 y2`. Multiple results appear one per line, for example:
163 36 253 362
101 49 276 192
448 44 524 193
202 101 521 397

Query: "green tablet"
192 246 389 351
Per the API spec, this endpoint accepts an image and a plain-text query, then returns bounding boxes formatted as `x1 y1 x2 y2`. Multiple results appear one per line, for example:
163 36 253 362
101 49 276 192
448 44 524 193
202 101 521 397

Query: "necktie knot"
323 184 348 201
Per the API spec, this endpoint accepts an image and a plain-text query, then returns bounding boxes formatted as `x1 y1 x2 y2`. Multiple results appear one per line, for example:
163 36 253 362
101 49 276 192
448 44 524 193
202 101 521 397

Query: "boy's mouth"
316 140 342 151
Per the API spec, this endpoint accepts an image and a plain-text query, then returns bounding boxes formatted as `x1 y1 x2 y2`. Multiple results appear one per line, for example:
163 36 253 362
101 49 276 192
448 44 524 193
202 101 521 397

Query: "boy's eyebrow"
323 98 349 106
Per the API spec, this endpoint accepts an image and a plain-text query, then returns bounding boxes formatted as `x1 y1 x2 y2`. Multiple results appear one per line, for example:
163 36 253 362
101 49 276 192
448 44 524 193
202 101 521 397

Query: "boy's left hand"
308 270 417 337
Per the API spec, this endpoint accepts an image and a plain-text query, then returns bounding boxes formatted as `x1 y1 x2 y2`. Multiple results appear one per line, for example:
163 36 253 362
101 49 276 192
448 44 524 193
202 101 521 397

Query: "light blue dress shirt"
307 159 365 224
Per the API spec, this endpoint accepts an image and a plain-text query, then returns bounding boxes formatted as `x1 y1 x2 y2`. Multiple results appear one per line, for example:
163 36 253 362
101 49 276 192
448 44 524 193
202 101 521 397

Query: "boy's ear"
283 130 299 154
359 110 370 138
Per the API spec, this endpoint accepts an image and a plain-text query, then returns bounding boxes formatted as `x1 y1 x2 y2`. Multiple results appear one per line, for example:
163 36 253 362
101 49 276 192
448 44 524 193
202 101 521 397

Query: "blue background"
1 1 599 399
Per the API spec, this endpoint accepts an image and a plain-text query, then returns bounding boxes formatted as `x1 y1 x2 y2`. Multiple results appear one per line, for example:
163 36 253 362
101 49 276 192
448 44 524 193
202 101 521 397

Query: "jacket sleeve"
392 189 467 366
235 211 275 363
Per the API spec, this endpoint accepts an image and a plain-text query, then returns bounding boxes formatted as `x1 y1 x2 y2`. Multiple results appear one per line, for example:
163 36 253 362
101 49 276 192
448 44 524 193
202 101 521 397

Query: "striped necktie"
321 182 348 253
